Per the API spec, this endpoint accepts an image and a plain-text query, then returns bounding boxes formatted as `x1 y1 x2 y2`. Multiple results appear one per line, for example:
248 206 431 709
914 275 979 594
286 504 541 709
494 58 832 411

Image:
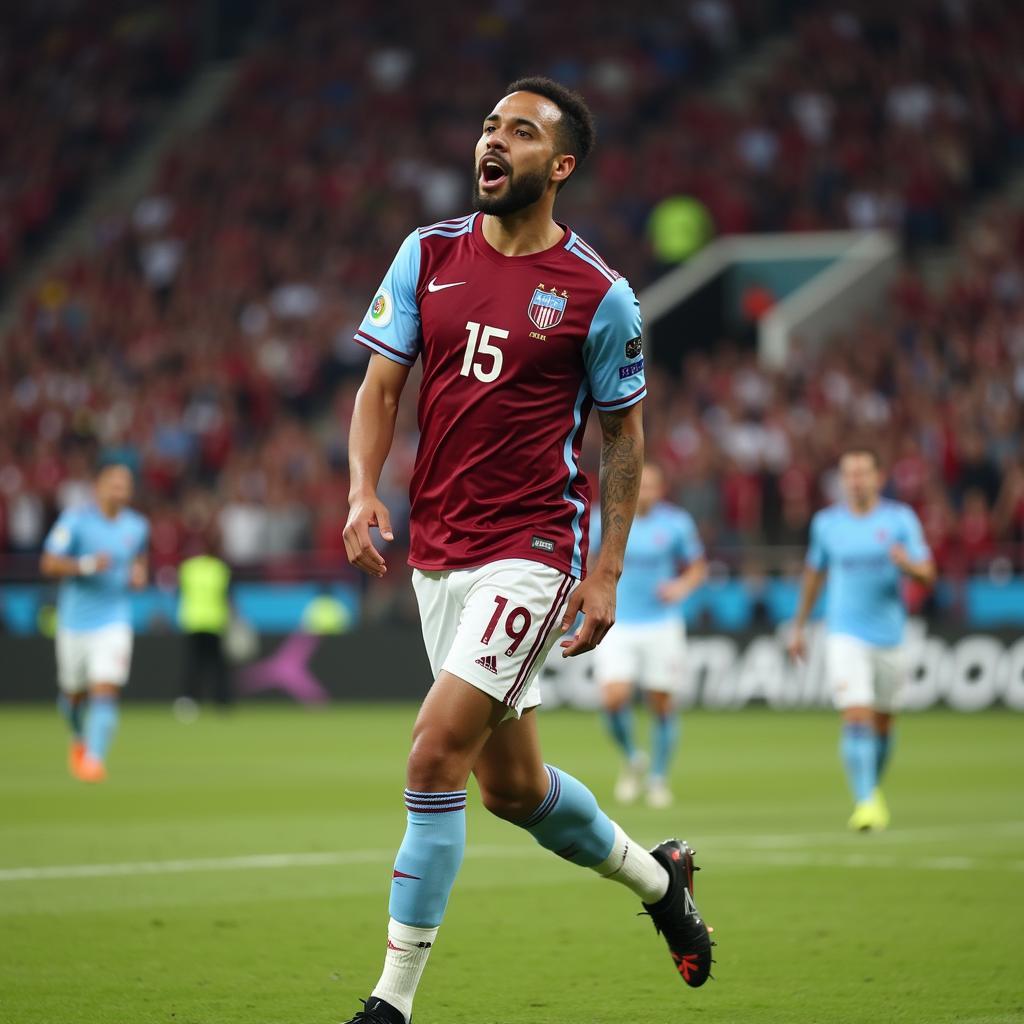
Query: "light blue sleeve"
353 230 422 366
43 510 79 557
677 511 704 564
806 511 829 570
582 277 646 411
900 505 931 562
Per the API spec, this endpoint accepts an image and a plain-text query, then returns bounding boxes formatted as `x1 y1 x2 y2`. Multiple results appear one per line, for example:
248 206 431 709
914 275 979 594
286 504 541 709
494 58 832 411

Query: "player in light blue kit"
789 449 935 831
41 463 149 782
592 462 707 808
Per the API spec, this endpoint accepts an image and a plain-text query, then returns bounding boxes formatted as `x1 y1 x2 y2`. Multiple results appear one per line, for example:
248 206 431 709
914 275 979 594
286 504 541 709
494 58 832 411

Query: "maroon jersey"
354 212 645 578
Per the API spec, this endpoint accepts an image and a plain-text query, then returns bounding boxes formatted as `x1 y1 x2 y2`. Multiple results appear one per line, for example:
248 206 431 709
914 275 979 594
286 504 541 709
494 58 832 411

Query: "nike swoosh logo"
427 277 466 292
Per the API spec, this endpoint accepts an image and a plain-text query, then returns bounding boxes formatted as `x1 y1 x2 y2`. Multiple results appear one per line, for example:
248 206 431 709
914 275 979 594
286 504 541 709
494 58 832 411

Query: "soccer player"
592 461 707 809
788 449 935 831
40 463 149 782
342 78 714 1024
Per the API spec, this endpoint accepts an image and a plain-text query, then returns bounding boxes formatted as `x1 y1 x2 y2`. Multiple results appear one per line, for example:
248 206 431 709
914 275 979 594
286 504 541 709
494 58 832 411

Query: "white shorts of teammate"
825 633 906 713
56 623 134 694
594 618 687 693
412 559 575 718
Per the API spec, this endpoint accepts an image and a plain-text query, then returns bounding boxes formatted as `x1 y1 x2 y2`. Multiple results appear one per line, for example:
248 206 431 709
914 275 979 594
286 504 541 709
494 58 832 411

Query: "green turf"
0 704 1022 1024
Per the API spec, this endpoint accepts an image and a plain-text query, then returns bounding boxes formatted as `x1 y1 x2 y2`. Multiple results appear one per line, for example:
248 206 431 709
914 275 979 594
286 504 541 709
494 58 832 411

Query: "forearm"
594 406 644 579
673 559 707 596
40 554 91 578
901 559 936 587
347 378 401 500
793 568 825 628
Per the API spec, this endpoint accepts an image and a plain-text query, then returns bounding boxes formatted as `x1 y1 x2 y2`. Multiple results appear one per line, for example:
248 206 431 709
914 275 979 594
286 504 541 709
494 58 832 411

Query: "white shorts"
594 618 687 692
56 623 134 693
825 633 905 713
412 559 576 717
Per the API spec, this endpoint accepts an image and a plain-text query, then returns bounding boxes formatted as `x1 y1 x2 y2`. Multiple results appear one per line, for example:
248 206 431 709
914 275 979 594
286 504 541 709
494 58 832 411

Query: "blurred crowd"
1 0 1022 580
643 206 1024 575
0 1 199 286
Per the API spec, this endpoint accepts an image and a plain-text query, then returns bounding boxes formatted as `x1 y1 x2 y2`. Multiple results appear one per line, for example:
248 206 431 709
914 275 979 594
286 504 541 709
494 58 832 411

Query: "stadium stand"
0 0 1022 589
0 2 203 289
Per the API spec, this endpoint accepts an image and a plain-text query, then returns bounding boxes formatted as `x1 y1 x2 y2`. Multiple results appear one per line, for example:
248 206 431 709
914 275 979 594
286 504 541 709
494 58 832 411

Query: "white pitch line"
1 823 1022 883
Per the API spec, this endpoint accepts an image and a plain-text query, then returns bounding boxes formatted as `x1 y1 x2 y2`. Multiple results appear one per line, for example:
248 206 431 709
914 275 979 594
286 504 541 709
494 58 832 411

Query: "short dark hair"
504 76 596 189
840 447 881 468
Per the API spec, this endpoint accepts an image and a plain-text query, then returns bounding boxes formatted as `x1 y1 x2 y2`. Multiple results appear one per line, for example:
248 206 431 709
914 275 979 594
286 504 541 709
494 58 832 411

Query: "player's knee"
406 730 470 792
478 781 547 822
842 705 873 726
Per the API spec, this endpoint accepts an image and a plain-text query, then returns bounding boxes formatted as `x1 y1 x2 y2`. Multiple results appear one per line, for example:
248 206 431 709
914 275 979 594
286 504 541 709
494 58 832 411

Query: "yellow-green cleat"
847 790 889 832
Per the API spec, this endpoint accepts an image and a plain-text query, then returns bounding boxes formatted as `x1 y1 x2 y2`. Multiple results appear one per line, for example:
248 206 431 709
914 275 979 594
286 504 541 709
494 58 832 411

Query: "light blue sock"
876 731 894 782
840 723 878 803
517 765 615 867
603 706 637 760
57 694 85 739
650 712 680 780
388 790 467 928
84 696 119 762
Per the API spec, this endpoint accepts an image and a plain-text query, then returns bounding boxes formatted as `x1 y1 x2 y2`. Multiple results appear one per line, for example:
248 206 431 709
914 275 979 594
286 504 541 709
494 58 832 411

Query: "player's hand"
129 561 147 588
94 553 112 573
786 624 807 662
343 493 394 578
559 571 616 657
657 579 689 604
889 544 910 573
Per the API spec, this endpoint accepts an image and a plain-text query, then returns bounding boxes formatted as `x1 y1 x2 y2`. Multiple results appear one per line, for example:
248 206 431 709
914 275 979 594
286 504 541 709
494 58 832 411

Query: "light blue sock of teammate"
603 705 637 761
516 764 669 902
388 789 467 927
840 722 878 803
876 730 894 782
84 695 119 763
650 713 680 781
57 694 85 739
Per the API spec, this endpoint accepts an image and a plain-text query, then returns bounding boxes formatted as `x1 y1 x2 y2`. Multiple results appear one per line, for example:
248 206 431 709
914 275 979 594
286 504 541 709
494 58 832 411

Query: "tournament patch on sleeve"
354 229 422 365
583 278 646 411
619 358 644 380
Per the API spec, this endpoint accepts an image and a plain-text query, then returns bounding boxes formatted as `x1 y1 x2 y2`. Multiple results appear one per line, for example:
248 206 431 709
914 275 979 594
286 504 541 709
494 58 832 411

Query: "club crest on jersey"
528 284 568 330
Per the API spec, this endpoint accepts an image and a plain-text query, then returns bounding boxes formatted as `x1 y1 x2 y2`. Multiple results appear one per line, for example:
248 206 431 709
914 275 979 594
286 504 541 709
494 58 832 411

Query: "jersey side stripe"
562 230 578 250
560 381 589 577
353 331 417 366
568 244 616 284
572 237 616 277
593 383 647 410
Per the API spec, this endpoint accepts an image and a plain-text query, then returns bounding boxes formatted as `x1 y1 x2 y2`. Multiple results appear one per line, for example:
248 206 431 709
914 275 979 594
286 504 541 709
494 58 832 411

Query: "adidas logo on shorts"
475 654 498 674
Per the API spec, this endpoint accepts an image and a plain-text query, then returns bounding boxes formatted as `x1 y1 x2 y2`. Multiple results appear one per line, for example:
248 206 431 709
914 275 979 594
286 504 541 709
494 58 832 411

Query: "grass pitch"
0 703 1021 1024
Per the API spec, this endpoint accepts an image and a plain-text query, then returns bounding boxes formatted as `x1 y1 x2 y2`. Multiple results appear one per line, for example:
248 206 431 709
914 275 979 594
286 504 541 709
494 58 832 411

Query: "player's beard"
472 163 549 216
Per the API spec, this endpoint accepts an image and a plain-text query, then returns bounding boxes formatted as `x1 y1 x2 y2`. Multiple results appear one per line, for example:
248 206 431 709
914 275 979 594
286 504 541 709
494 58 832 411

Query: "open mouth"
479 156 509 192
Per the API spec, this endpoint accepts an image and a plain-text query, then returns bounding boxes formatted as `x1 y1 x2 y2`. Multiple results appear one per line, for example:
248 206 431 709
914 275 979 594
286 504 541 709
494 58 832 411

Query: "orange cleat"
72 754 107 783
68 740 85 775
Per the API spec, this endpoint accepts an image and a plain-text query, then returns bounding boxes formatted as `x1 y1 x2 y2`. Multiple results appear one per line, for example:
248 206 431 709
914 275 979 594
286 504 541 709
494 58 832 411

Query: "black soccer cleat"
642 838 715 987
342 996 409 1024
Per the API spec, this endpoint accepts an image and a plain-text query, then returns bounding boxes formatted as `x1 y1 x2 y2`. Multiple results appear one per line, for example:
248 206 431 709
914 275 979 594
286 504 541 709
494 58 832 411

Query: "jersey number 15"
460 321 508 382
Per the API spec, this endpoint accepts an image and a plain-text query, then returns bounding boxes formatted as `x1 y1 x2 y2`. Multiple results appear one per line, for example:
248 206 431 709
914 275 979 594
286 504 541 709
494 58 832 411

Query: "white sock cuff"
595 822 630 878
388 918 439 946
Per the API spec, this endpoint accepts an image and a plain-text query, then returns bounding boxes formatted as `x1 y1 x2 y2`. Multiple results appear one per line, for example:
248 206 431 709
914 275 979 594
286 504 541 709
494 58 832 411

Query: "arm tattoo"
598 409 642 556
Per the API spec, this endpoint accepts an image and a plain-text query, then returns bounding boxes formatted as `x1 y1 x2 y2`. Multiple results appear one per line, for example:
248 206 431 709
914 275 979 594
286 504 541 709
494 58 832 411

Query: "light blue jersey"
43 505 149 632
807 500 930 648
592 503 704 625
